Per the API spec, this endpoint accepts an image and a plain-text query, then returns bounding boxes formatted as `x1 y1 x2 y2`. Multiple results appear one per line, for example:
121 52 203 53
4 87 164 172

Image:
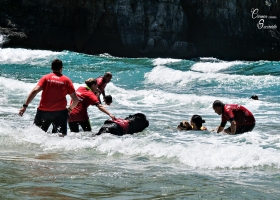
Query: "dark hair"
191 115 205 129
250 95 258 100
212 100 225 108
104 95 113 104
104 72 112 77
85 78 97 87
51 59 63 71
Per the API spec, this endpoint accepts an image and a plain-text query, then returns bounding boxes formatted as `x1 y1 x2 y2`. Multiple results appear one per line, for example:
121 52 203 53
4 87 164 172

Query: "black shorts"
225 123 255 134
34 109 68 135
68 120 92 132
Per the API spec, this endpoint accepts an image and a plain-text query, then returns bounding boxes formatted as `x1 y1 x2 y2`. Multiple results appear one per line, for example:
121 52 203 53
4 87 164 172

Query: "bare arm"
68 92 79 110
96 103 115 119
95 88 101 97
101 89 106 98
99 88 106 102
222 121 236 134
19 85 42 116
216 126 224 133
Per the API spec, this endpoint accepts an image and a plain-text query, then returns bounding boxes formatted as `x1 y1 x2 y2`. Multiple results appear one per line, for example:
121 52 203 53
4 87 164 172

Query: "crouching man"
212 100 255 135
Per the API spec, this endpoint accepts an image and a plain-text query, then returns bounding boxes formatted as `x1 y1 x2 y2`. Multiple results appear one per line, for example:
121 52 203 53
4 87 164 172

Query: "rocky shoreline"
0 0 279 61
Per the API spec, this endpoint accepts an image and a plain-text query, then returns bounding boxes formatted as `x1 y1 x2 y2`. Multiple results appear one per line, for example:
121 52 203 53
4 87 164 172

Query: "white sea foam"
1 75 278 120
0 77 35 92
98 53 116 58
6 124 279 170
144 65 280 89
95 81 280 119
152 58 182 66
106 82 220 108
191 60 244 73
199 57 220 61
0 48 65 65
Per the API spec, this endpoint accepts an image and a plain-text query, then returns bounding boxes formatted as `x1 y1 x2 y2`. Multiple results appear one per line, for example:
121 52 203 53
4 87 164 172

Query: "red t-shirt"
96 76 107 93
37 72 75 111
68 86 100 122
221 104 255 127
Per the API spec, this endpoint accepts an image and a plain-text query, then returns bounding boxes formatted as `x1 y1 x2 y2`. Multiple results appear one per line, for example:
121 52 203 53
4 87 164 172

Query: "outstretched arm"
96 103 115 119
19 85 42 116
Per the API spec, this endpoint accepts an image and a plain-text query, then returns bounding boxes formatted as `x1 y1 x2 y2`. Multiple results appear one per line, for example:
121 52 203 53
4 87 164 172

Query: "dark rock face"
0 0 279 60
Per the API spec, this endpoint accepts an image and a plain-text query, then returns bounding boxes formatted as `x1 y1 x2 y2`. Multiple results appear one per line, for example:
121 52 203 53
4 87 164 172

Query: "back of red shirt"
37 72 75 111
222 104 255 127
68 86 100 122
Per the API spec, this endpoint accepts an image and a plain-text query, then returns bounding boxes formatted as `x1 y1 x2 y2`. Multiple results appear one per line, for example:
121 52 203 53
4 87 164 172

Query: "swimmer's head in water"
177 121 192 130
190 115 205 129
251 95 259 100
104 95 113 105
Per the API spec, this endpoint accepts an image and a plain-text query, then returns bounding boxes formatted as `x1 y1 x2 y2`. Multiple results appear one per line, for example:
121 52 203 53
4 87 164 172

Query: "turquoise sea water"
0 47 280 199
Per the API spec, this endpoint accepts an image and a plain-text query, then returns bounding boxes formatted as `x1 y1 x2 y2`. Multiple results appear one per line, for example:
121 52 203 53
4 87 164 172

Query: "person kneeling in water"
94 113 149 136
212 100 255 135
177 115 207 131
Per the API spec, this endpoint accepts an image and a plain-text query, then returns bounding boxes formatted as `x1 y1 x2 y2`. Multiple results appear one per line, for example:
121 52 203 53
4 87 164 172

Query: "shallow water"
0 48 280 199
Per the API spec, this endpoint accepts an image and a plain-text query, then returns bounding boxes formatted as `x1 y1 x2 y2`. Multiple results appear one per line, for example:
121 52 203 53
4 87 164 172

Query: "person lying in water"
177 115 207 131
94 113 149 136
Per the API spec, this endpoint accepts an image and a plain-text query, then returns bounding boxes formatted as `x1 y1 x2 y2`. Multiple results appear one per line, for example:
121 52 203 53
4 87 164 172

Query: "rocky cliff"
0 0 279 60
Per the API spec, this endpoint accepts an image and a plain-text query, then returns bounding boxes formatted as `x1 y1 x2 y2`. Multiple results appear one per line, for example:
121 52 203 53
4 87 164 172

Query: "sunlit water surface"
0 48 280 199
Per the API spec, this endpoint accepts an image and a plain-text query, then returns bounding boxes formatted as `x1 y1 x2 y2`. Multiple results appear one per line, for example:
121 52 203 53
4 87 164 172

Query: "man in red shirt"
212 100 255 134
96 72 112 105
19 59 79 136
68 78 115 132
